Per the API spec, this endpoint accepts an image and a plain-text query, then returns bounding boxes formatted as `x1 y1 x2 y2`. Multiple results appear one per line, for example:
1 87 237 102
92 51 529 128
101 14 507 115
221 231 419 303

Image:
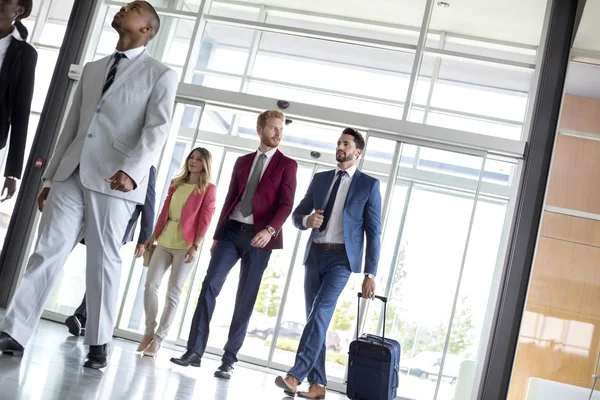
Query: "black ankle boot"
0 332 24 357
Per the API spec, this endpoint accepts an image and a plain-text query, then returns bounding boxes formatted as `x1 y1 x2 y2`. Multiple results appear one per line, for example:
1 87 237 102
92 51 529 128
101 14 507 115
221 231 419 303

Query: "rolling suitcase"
346 292 400 400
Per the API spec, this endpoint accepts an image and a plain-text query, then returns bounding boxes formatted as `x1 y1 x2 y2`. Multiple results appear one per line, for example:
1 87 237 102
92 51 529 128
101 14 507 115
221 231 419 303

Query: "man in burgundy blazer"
171 109 297 379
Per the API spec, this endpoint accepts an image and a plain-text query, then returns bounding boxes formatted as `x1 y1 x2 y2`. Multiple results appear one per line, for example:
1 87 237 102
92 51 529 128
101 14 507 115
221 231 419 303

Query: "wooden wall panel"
541 212 600 247
560 94 600 133
509 92 600 399
508 236 600 400
546 134 600 214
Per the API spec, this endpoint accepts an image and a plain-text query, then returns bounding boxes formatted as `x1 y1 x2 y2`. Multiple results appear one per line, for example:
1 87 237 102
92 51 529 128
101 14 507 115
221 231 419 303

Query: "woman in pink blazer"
139 147 217 356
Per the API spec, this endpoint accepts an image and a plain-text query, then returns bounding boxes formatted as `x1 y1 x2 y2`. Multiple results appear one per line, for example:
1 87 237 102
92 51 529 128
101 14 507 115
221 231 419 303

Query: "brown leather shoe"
275 374 299 395
298 383 326 399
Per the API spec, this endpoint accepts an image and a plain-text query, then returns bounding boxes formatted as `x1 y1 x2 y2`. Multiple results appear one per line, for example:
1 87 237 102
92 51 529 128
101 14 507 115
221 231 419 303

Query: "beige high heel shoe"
137 334 153 352
143 337 162 357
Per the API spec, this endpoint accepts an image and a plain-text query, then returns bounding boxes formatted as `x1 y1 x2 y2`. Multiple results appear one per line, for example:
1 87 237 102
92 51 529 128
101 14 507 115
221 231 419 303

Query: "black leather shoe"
83 344 107 369
170 350 201 367
0 332 24 357
214 362 234 379
65 315 85 337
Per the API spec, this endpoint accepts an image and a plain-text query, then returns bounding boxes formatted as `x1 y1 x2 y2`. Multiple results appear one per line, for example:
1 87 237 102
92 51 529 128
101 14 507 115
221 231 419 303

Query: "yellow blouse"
158 184 196 250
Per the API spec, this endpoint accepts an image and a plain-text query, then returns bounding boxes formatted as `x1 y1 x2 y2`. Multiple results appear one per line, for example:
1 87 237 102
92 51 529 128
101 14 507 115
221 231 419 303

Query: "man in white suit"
0 1 177 369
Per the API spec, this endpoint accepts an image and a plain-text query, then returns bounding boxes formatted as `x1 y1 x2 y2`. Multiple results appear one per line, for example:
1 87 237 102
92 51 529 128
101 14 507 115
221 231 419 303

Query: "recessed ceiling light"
437 1 450 7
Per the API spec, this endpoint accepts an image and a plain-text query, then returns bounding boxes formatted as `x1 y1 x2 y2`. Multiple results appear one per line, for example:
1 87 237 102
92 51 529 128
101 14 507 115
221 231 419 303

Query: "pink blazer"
154 181 217 245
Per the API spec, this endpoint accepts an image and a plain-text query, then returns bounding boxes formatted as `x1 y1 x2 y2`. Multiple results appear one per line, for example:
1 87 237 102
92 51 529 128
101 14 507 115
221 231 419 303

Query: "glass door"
361 133 514 400
37 95 514 400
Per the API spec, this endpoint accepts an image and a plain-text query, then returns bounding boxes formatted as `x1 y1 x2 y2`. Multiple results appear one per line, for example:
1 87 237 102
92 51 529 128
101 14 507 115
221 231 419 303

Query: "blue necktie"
320 170 345 232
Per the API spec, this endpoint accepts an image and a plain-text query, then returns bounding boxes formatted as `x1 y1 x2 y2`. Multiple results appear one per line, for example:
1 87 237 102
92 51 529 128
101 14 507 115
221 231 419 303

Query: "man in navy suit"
64 165 157 337
275 128 382 399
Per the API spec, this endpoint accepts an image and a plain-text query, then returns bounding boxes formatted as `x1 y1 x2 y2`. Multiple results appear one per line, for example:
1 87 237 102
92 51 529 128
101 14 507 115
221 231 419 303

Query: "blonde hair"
172 147 212 194
257 109 285 128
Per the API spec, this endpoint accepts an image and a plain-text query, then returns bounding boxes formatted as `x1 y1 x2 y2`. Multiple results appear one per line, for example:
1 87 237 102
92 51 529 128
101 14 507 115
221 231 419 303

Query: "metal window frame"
177 84 526 158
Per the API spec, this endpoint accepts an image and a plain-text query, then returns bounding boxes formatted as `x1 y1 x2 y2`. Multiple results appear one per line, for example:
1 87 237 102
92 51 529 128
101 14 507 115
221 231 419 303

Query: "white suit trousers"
0 171 135 346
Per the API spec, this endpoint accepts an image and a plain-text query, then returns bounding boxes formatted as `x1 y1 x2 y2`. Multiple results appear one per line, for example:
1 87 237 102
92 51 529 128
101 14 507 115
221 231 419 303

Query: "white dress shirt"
229 147 277 224
0 27 23 72
43 46 146 189
304 165 357 244
105 46 146 80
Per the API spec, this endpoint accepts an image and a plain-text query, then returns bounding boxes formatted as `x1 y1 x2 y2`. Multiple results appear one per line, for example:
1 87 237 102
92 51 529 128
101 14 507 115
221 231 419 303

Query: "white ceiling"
564 62 600 100
573 0 600 53
567 1 600 99
235 0 548 46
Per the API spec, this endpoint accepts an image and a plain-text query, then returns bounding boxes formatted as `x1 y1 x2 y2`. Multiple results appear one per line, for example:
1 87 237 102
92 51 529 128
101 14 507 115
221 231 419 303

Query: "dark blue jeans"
186 220 271 365
289 248 351 386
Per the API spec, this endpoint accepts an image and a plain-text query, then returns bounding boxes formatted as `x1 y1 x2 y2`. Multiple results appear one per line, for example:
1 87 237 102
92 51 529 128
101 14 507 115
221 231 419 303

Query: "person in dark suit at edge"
0 0 37 201
171 109 298 380
275 128 382 399
64 165 157 337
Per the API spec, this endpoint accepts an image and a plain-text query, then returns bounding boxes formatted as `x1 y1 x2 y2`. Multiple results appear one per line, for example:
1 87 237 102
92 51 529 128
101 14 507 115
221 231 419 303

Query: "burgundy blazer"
214 149 297 250
154 181 217 245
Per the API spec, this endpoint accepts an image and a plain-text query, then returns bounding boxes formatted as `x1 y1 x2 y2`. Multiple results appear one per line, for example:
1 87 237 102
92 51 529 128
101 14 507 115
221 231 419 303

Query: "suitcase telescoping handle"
356 292 388 347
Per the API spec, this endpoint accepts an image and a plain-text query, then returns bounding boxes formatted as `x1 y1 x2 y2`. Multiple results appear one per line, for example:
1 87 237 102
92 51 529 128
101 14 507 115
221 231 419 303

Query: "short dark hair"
143 1 160 38
342 127 365 150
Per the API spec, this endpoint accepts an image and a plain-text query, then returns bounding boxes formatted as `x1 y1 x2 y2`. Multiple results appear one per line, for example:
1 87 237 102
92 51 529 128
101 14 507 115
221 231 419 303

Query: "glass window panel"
230 0 427 29
236 112 260 141
192 73 242 91
247 81 403 119
437 197 509 400
265 11 420 45
483 158 515 186
37 23 68 47
428 0 548 48
159 18 195 69
47 0 74 21
409 109 426 124
208 2 261 20
363 136 396 166
426 111 523 140
443 38 537 65
417 148 484 180
198 106 235 136
91 6 122 60
362 143 484 400
432 63 530 121
252 32 414 103
31 48 60 112
386 185 479 400
29 0 42 17
413 52 532 140
193 23 254 76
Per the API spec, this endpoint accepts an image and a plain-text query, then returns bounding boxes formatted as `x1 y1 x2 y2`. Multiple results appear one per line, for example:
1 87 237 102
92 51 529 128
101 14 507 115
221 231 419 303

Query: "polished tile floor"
0 318 348 400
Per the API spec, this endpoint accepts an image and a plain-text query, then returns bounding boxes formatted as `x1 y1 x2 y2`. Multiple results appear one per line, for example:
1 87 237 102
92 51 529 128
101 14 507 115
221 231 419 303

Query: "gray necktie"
240 153 266 217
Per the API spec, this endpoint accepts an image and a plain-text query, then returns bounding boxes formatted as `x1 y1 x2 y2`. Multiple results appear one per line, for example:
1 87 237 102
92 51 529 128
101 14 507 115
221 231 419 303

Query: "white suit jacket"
43 51 178 204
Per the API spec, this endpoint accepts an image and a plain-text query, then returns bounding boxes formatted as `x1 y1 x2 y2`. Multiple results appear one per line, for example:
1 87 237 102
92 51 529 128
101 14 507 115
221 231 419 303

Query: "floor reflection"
0 318 348 399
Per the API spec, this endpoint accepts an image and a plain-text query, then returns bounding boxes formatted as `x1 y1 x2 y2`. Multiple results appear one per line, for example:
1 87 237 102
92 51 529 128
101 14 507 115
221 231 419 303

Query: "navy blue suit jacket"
292 169 382 275
122 165 156 244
